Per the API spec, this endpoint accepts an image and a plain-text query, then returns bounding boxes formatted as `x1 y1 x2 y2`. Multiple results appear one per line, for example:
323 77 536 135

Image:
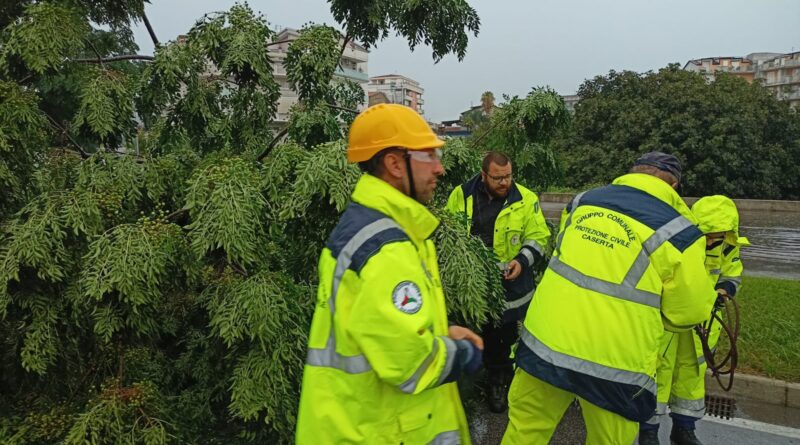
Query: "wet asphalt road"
469 401 800 444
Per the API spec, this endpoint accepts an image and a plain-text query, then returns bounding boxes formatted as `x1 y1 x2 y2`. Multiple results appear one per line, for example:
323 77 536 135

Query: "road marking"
702 416 800 440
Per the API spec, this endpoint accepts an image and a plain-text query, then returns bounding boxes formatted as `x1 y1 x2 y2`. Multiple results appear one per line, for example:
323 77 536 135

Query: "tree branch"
469 115 503 147
85 39 107 69
70 54 155 63
227 259 249 277
166 208 189 222
257 126 289 162
325 103 358 114
42 112 90 159
266 39 293 48
206 74 241 88
142 11 159 47
336 34 351 72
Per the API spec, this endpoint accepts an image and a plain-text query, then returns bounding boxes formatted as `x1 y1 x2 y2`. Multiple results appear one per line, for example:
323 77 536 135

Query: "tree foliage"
559 65 800 199
474 87 571 190
0 1 502 443
329 0 480 62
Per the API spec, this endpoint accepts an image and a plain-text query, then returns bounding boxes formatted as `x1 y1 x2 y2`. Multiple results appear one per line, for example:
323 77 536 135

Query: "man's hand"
448 325 484 350
504 260 522 280
715 288 729 309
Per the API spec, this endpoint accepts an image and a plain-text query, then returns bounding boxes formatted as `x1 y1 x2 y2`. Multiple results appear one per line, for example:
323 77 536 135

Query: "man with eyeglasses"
296 104 483 444
446 152 551 413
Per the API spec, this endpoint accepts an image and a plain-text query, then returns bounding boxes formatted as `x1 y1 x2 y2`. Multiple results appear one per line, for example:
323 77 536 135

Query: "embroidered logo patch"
511 234 520 245
392 281 423 314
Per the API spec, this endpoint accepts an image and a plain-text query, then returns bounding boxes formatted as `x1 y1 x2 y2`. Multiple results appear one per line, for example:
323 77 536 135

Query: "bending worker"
296 104 483 445
639 195 749 445
446 151 550 413
502 152 717 444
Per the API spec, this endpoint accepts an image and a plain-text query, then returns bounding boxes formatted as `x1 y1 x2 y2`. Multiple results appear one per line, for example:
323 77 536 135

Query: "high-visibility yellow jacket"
692 195 749 297
692 195 750 366
516 173 716 422
296 174 474 445
445 176 551 322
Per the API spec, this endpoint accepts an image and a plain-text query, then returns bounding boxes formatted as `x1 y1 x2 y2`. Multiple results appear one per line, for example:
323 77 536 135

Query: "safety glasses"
406 148 443 164
484 172 513 183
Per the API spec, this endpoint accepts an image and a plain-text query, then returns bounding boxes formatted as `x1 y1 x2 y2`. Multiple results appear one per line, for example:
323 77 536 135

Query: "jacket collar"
462 173 523 206
351 174 440 243
612 173 696 223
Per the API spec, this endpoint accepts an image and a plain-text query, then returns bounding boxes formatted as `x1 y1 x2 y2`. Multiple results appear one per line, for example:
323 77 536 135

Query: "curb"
539 192 800 212
706 372 800 409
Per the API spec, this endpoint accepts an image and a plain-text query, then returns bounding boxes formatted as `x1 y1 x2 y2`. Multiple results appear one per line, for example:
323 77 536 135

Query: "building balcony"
270 62 288 76
759 58 800 71
335 67 369 83
342 46 369 63
764 74 800 87
783 89 800 100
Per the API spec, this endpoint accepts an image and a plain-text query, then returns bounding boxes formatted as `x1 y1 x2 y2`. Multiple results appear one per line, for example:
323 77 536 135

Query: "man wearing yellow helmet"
296 104 483 444
639 195 749 445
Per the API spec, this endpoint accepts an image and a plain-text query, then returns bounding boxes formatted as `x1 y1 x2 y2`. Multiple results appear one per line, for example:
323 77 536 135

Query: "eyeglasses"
484 172 512 183
406 148 443 164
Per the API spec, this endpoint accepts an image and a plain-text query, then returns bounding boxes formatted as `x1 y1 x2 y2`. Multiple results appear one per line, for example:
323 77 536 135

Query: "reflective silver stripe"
642 216 694 255
330 219 402 313
429 430 460 445
550 215 693 309
505 290 533 310
399 338 440 394
555 191 586 254
306 337 372 374
435 336 458 386
623 216 695 290
698 355 706 366
718 275 741 294
523 239 545 257
520 248 535 266
719 276 741 286
306 218 403 373
549 256 661 308
644 402 668 424
521 328 656 395
497 262 508 271
622 249 650 290
669 396 705 417
710 269 721 275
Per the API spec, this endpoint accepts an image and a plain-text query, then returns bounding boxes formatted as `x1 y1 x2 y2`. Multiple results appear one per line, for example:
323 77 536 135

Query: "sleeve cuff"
440 339 482 384
716 281 738 297
515 252 531 268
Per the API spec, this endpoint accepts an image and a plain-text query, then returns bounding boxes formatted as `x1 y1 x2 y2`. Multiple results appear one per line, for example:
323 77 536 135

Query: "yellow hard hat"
347 104 444 163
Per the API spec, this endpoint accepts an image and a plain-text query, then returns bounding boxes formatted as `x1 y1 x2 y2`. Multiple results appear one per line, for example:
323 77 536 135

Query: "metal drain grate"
705 394 736 419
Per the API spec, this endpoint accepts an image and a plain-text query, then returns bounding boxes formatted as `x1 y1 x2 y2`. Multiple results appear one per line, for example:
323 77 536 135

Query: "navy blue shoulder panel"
578 185 702 252
326 203 409 272
460 174 481 198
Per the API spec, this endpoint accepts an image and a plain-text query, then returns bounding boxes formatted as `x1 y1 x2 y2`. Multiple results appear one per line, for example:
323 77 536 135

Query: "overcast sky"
132 0 800 122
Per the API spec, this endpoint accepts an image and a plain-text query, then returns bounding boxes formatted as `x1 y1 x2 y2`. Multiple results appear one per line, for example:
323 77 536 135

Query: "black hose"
694 295 740 392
